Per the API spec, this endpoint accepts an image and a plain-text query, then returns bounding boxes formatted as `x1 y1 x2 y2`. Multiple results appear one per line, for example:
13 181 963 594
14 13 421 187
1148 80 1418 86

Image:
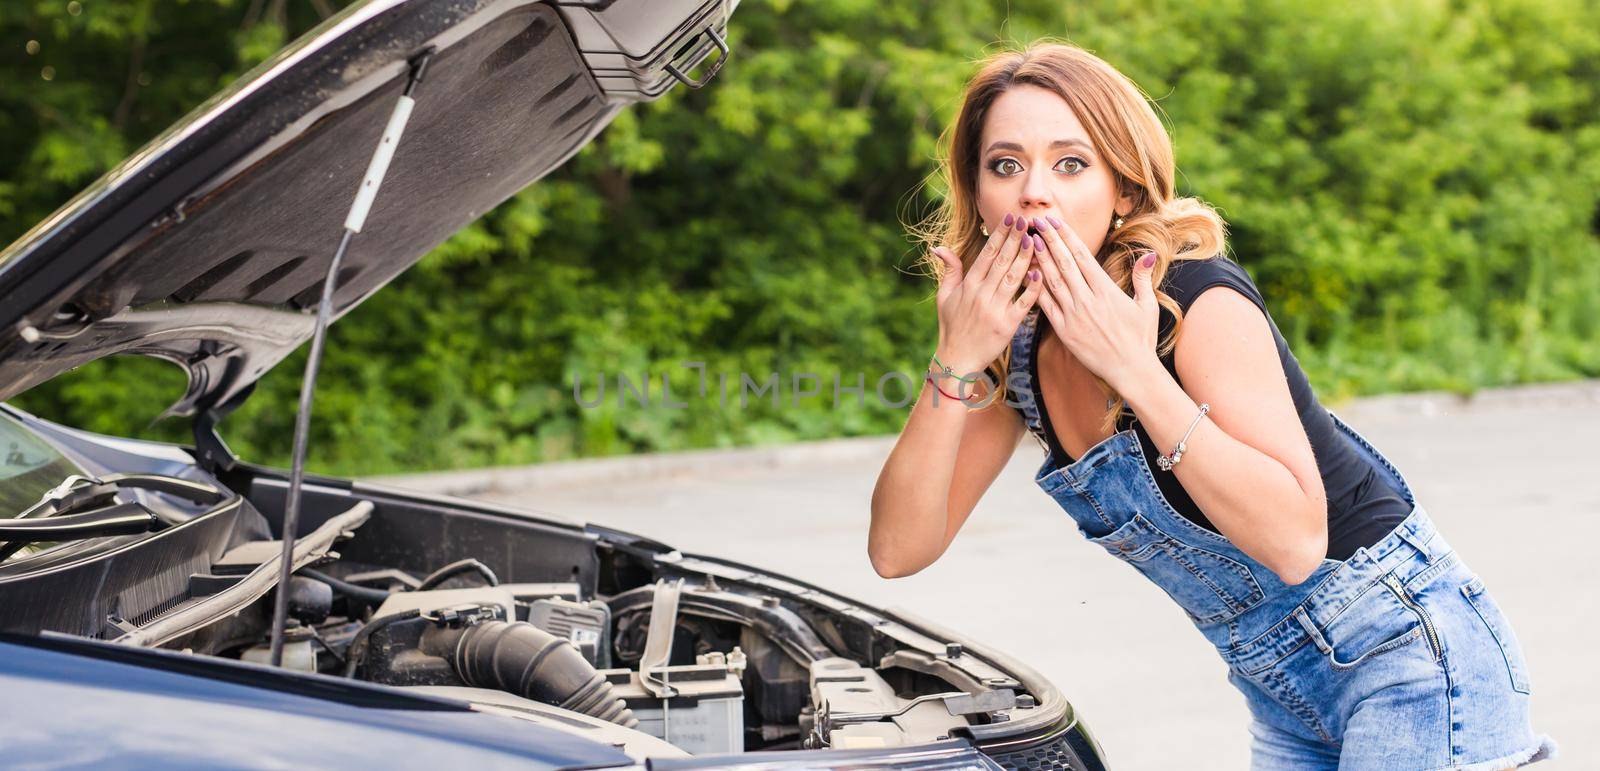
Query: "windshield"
1 411 85 560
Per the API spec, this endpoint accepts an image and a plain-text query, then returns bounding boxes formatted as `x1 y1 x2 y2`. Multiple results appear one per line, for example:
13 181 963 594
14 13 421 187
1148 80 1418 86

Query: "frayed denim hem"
1435 734 1558 771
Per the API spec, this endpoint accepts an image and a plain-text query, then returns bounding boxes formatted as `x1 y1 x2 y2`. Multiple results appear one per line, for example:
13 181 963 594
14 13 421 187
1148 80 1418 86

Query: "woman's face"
974 84 1132 257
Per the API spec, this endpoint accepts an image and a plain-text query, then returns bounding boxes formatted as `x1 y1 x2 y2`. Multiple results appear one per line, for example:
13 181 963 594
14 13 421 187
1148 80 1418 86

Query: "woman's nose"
1018 170 1053 211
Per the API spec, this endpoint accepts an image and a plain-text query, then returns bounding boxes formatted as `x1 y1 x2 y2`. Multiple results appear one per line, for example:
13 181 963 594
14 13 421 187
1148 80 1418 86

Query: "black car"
0 1 1105 768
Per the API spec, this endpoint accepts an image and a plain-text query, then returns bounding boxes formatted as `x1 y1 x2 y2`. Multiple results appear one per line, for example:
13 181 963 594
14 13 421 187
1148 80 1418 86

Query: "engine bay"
0 440 1052 763
227 515 1034 761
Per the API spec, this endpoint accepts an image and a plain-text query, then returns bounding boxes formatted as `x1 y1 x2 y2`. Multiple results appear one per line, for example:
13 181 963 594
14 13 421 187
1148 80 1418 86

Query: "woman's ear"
1114 180 1140 220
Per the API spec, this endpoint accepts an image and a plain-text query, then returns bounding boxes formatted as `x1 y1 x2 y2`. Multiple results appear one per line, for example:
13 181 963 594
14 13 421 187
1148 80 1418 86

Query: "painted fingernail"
1003 213 1014 227
1020 234 1032 250
1031 217 1046 232
1013 216 1027 232
1048 216 1064 229
1141 251 1157 268
1028 269 1041 282
1032 234 1046 251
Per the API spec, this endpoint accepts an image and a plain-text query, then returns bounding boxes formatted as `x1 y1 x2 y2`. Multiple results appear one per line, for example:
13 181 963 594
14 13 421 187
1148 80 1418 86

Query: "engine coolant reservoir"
241 622 318 673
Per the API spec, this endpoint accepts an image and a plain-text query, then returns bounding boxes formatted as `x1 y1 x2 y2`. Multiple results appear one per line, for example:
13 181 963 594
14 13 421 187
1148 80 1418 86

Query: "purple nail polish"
1020 234 1032 250
1003 213 1014 227
1048 216 1064 229
1033 234 1046 251
1141 252 1157 268
1028 269 1041 282
1031 217 1046 232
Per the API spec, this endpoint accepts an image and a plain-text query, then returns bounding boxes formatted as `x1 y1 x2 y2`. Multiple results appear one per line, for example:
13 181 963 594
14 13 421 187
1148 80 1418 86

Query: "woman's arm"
868 376 1025 579
1119 286 1328 585
868 214 1042 579
1028 217 1326 585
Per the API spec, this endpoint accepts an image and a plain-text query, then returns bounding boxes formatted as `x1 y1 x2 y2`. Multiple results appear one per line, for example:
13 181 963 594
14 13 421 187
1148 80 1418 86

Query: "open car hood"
0 0 732 418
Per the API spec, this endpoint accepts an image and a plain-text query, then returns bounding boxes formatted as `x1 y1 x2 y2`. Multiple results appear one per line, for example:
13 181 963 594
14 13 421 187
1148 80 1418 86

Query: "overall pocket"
1299 577 1436 672
1089 513 1265 624
1295 604 1422 671
1460 574 1532 694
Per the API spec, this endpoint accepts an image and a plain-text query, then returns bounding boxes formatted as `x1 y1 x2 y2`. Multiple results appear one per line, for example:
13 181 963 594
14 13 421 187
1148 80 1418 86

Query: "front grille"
988 731 1093 771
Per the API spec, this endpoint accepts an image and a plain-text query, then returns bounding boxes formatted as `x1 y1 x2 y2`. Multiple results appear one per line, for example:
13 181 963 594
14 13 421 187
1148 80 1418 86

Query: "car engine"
252 545 1015 760
0 439 1053 765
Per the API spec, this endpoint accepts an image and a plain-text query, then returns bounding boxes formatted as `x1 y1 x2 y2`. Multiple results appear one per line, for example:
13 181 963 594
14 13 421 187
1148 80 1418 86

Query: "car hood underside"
0 0 613 417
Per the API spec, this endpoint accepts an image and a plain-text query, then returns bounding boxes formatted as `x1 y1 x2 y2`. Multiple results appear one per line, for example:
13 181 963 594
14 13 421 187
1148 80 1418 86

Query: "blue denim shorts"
1221 504 1559 770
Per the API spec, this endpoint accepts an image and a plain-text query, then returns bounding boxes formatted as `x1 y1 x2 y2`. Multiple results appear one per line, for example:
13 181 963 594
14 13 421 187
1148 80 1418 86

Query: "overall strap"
1007 310 1046 439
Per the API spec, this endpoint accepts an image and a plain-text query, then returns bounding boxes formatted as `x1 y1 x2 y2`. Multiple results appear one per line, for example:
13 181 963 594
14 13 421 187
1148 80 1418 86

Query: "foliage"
4 0 1597 475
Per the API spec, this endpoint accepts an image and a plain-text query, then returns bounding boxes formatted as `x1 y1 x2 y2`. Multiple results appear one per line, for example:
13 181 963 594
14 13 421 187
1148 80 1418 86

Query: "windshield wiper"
0 502 159 562
0 502 158 541
17 473 224 521
1 473 223 563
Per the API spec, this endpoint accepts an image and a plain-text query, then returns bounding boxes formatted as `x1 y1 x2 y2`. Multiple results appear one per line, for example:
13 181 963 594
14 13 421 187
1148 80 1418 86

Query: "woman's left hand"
1029 216 1162 394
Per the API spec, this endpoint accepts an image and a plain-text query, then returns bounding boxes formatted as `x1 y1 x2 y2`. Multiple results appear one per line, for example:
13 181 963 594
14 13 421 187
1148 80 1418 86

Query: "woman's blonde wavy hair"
911 40 1229 434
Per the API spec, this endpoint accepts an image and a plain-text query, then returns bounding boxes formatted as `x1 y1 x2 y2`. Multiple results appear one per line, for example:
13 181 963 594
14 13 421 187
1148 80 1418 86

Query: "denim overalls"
1007 310 1557 770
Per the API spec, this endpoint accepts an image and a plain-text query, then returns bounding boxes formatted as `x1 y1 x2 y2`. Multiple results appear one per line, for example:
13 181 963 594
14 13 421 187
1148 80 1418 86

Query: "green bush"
4 0 1597 475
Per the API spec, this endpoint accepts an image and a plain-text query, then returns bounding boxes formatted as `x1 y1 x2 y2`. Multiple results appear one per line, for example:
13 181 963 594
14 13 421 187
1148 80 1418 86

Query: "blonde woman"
868 41 1557 770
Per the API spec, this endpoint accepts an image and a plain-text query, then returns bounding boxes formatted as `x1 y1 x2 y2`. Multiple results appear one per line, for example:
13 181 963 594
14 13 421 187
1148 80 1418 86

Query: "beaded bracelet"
1156 403 1210 471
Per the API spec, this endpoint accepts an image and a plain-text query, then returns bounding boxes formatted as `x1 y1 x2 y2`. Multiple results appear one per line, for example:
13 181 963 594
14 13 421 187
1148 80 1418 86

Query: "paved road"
381 382 1598 769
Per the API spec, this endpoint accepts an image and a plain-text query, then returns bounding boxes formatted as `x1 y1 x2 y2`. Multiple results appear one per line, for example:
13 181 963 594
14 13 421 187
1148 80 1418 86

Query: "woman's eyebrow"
984 138 1095 154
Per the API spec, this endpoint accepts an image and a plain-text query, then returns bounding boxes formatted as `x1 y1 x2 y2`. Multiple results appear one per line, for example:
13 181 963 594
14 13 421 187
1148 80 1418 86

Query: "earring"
1112 214 1126 230
980 224 990 237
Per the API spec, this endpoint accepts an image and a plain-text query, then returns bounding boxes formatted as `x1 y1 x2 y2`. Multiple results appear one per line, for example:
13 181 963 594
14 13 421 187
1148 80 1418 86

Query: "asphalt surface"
380 381 1599 769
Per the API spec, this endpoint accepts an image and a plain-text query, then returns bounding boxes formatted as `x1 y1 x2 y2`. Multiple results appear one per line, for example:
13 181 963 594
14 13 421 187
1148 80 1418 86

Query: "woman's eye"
987 156 1087 177
990 158 1021 176
1055 157 1087 174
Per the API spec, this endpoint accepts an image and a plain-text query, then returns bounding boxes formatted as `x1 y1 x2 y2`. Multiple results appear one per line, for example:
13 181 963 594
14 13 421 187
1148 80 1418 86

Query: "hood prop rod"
268 49 434 667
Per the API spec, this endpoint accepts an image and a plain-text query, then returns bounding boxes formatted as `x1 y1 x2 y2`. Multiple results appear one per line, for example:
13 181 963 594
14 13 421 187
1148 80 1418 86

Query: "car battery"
553 0 739 98
597 661 744 755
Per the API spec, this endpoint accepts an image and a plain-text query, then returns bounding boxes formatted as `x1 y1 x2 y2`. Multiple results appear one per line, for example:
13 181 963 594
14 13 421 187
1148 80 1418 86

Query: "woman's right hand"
931 212 1043 379
870 213 1040 578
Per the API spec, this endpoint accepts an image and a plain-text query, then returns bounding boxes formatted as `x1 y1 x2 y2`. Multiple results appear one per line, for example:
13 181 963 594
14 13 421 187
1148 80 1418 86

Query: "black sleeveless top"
1018 255 1411 561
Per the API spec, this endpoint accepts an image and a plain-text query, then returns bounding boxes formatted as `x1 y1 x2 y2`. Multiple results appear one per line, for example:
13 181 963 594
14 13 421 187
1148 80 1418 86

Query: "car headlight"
607 738 1004 770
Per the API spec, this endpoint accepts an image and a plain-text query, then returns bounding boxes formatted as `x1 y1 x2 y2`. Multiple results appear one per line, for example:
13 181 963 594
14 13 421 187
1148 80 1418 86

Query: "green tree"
4 0 1597 475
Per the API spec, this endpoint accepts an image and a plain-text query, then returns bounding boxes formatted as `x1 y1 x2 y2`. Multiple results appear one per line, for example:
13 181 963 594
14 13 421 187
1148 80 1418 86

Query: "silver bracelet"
1156 403 1210 472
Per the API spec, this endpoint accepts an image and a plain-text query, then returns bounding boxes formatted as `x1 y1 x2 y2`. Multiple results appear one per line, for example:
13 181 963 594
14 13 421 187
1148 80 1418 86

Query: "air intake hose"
429 620 637 728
